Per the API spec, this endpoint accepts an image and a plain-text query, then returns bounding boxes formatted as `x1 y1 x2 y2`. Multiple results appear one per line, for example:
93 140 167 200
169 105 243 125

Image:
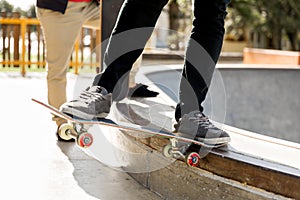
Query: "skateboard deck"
32 98 227 166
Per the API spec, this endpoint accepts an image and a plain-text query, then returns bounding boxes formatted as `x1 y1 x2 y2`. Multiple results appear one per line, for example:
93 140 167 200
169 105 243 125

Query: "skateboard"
32 98 227 167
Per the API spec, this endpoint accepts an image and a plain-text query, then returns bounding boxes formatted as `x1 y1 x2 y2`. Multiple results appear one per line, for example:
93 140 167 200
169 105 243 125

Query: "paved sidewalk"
0 72 161 200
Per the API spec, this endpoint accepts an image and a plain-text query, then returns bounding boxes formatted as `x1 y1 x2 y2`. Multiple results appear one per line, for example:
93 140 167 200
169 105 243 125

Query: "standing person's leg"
82 1 101 29
128 55 142 88
37 2 99 126
128 55 159 98
175 0 231 121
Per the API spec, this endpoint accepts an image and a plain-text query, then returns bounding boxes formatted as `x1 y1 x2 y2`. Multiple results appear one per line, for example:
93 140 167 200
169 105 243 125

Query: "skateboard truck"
162 138 201 167
58 123 93 148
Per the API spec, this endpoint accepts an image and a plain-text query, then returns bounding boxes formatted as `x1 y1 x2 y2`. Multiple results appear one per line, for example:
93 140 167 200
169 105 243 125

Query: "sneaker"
60 86 112 120
128 83 159 98
174 111 230 145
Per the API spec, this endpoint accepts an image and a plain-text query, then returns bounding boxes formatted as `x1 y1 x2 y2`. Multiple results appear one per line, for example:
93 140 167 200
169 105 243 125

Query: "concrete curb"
111 103 291 200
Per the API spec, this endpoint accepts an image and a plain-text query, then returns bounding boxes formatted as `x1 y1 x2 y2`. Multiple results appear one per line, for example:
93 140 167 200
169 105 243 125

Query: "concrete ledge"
113 101 300 199
243 48 300 65
130 160 289 200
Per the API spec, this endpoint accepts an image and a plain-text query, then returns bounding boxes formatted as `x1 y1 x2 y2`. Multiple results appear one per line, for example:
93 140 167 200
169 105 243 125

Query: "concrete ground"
0 72 162 200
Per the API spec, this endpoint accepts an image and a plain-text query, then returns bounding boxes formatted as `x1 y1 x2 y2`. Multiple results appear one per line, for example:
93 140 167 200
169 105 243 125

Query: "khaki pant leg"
129 55 142 88
82 2 101 29
37 2 99 125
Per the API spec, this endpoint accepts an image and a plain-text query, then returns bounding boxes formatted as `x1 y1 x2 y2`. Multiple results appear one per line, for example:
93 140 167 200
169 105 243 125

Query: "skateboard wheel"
162 144 173 158
58 123 73 141
77 133 93 148
186 152 201 167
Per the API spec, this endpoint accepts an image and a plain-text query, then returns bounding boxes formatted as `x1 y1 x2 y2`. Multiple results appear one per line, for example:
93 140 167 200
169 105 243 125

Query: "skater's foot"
174 111 230 145
60 86 112 120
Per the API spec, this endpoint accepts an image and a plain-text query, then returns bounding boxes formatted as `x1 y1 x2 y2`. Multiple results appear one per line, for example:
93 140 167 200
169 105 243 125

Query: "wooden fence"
0 12 100 76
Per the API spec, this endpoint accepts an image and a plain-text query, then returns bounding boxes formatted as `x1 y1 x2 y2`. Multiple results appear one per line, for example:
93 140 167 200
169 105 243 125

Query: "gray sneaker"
175 111 230 145
60 86 112 120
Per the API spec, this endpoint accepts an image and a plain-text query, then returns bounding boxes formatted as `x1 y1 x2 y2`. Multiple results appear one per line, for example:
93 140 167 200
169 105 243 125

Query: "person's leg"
82 1 100 29
127 55 159 98
95 0 168 96
37 2 99 125
174 0 231 144
128 55 142 88
84 2 157 98
176 0 231 120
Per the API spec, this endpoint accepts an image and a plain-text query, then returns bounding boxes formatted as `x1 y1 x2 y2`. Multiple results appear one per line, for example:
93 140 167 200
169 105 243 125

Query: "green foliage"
227 0 300 50
0 0 14 13
0 0 36 17
27 5 37 18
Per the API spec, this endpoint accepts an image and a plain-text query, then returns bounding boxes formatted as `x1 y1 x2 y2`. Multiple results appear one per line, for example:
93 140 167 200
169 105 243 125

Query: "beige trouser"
37 2 141 126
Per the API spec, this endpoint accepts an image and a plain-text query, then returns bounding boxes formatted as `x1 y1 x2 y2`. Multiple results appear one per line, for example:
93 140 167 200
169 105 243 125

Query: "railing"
0 15 100 76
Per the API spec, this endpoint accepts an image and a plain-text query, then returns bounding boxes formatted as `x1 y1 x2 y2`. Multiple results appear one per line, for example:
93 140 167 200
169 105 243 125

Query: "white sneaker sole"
196 136 231 145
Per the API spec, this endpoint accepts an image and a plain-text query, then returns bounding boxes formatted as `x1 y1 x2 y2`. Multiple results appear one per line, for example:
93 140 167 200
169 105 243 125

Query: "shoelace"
190 113 216 129
79 87 107 103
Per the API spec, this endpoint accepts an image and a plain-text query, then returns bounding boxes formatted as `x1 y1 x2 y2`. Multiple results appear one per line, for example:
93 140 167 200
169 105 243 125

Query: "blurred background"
1 0 299 74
